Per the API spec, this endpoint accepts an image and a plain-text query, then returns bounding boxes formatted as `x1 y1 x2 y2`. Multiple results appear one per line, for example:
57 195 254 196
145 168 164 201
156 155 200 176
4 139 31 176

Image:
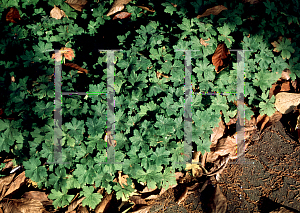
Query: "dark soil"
146 119 300 213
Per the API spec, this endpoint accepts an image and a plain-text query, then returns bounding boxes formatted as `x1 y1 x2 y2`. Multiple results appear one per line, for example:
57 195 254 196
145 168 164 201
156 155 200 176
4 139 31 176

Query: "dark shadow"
258 196 300 213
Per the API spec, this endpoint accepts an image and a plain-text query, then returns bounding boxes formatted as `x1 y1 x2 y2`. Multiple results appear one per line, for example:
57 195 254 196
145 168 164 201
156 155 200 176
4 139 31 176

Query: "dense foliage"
0 0 299 209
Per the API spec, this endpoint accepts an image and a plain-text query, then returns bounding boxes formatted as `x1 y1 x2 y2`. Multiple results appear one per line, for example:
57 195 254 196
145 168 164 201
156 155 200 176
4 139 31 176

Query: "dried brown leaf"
65 196 85 213
275 92 300 114
107 0 131 16
2 198 46 213
136 5 155 12
22 191 51 205
212 43 230 73
113 171 129 188
4 172 26 197
129 195 147 205
77 205 89 213
211 117 225 144
205 153 230 176
177 187 188 205
64 63 88 74
50 5 66 19
65 0 88 12
104 130 116 147
197 5 227 19
94 193 113 213
112 12 131 20
3 162 13 171
5 7 21 23
200 38 210 47
203 183 227 213
0 174 15 200
131 205 151 213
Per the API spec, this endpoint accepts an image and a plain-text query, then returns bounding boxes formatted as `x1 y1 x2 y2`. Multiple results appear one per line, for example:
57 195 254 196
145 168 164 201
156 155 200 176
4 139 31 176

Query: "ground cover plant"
0 0 300 212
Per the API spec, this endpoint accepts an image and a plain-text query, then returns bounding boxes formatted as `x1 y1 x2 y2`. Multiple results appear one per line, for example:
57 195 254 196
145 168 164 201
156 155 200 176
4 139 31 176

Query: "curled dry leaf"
0 174 15 201
6 7 21 23
112 12 131 20
197 5 227 19
211 117 226 144
65 196 85 213
94 193 113 213
201 180 227 213
4 171 26 198
104 130 116 147
1 198 46 213
22 191 51 205
200 38 210 47
275 92 300 114
136 5 155 12
107 0 131 16
205 153 230 177
64 63 88 74
131 205 151 213
113 171 129 188
129 195 147 205
77 206 89 213
212 43 230 73
50 5 66 19
65 0 88 12
52 47 75 62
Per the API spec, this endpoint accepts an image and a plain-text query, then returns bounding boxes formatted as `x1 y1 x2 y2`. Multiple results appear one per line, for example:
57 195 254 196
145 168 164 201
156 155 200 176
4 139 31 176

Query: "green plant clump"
0 0 299 210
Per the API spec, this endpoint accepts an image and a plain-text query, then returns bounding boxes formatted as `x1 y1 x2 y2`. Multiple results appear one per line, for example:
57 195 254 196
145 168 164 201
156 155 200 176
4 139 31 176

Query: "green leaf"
272 38 295 60
259 94 276 116
23 158 47 183
162 167 177 189
48 167 68 193
217 24 231 37
48 189 74 209
80 186 103 209
162 2 177 15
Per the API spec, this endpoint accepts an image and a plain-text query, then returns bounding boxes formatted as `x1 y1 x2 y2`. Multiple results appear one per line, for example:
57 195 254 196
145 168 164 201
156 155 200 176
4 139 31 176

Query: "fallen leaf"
52 47 75 63
104 130 116 147
200 38 210 47
65 0 88 12
77 205 89 213
136 5 155 12
22 191 51 204
129 195 147 205
1 198 46 213
66 196 85 213
64 63 88 74
0 174 15 201
50 5 66 19
112 12 131 20
197 5 227 19
177 187 188 205
212 43 230 73
201 179 227 213
131 205 151 213
4 172 26 197
5 7 21 23
275 92 300 114
107 0 131 16
211 117 226 144
113 171 129 188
